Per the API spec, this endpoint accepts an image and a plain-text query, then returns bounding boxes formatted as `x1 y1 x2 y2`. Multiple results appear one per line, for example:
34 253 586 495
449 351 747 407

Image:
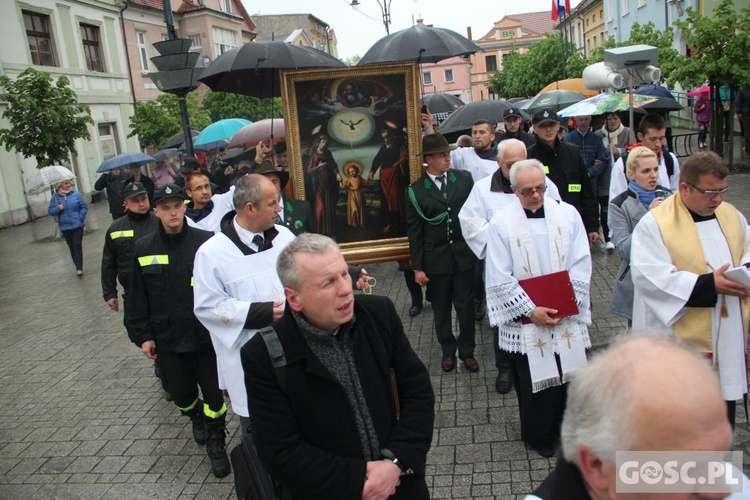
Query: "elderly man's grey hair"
560 330 714 466
233 173 265 211
497 138 527 160
509 159 546 186
277 233 340 289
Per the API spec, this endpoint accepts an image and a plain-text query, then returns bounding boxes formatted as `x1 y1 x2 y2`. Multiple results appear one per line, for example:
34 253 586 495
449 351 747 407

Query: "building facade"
122 0 257 102
0 0 138 226
469 12 556 102
251 14 338 58
557 0 606 56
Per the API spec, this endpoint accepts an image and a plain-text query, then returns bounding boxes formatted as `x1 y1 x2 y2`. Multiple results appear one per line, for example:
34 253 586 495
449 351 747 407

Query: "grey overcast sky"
242 0 582 60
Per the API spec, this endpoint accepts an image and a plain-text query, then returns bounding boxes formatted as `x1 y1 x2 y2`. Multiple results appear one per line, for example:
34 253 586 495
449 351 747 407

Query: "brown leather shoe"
462 357 480 372
441 356 456 372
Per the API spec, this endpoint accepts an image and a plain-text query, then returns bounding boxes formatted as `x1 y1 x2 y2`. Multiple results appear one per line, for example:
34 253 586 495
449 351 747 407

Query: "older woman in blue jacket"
48 180 88 277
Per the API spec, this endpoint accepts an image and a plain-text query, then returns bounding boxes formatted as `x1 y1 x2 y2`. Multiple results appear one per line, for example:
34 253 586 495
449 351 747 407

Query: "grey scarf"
291 310 380 460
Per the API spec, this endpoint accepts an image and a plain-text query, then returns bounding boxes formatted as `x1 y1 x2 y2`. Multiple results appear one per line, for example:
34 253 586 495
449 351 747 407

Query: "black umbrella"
163 130 199 150
421 93 465 115
151 148 180 162
521 90 587 114
438 100 513 135
199 41 347 98
358 25 481 66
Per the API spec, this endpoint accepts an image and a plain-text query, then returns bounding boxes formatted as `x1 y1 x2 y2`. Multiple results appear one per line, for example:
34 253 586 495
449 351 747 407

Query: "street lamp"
350 0 392 35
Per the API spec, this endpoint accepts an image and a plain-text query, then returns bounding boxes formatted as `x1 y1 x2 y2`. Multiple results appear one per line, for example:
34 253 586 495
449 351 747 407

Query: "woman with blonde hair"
48 179 88 277
608 146 671 324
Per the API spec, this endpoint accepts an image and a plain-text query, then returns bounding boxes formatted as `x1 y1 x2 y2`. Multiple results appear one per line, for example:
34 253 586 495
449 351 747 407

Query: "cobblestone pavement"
2 170 750 499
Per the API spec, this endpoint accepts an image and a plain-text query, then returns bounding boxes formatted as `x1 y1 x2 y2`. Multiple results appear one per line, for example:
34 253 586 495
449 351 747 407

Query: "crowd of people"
62 104 750 499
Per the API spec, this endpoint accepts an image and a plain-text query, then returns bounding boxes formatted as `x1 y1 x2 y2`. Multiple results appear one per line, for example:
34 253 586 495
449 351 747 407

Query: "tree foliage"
0 68 93 167
487 35 577 98
672 0 750 89
128 93 211 149
202 92 283 122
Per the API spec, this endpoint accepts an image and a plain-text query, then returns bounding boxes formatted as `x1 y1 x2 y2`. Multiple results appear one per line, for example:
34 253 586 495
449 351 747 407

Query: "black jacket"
94 172 130 218
124 219 214 352
497 129 536 148
100 211 159 302
405 169 476 275
242 295 434 500
527 138 599 233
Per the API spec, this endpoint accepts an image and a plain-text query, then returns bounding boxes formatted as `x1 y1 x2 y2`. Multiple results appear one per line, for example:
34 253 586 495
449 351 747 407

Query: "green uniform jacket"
281 198 316 236
405 169 476 275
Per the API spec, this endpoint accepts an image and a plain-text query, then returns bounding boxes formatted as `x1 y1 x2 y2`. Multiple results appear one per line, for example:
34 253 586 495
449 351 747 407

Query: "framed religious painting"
280 62 422 264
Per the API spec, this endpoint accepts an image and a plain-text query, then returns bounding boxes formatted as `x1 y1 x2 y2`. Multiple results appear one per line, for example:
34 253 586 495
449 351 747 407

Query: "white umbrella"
26 165 76 196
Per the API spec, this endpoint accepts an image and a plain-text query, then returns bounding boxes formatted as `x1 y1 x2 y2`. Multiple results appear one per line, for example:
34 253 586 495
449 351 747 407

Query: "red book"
519 270 579 324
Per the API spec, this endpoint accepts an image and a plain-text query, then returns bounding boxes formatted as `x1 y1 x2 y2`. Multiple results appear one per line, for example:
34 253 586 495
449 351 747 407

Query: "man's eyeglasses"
687 182 729 197
514 184 547 197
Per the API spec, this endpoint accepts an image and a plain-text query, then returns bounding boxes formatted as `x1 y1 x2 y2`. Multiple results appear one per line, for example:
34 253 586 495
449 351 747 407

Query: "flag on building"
551 0 571 21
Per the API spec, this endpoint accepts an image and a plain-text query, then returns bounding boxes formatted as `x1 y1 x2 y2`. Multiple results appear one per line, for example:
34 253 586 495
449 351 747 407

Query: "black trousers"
508 351 567 448
158 349 223 413
598 196 610 242
402 269 423 307
427 268 475 359
61 227 84 271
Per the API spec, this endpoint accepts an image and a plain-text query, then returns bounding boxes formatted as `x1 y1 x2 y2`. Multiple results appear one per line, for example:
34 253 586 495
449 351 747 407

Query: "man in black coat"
527 108 601 244
406 133 479 373
94 168 129 220
125 184 230 479
242 234 434 500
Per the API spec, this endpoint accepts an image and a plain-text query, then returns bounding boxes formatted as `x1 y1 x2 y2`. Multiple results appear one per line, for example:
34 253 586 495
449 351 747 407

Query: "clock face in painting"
328 109 375 147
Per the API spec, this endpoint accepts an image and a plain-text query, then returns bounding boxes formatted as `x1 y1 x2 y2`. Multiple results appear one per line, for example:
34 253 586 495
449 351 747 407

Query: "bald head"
561 332 732 498
497 139 527 179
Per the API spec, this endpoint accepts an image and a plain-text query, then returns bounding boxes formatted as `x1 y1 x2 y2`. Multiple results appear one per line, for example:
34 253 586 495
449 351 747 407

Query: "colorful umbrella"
97 152 155 173
194 119 252 148
558 93 658 117
539 79 598 98
687 85 711 98
521 90 587 114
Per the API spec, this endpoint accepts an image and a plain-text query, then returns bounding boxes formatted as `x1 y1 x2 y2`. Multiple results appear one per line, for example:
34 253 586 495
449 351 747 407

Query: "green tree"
128 93 210 149
0 68 93 167
202 91 283 122
672 0 750 155
487 35 577 98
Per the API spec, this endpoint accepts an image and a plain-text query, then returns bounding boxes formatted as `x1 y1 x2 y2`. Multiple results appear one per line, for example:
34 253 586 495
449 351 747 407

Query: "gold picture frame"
281 62 422 264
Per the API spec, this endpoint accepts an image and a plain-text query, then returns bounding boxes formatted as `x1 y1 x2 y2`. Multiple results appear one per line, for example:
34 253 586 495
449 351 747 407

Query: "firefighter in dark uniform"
124 184 230 478
100 182 169 397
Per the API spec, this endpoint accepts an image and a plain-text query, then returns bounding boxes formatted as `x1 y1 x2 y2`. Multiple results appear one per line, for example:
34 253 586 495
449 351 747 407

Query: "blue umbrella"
634 84 674 99
97 152 155 173
194 119 252 148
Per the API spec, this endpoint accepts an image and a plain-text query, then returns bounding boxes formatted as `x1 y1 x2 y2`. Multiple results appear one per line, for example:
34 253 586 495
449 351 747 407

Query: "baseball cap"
532 108 560 126
123 181 147 200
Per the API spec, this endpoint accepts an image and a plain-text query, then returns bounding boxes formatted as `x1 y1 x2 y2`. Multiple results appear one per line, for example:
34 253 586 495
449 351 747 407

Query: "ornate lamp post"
350 0 392 35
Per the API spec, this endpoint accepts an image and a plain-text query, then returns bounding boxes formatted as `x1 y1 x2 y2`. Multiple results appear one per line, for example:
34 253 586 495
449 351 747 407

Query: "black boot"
205 414 231 478
182 405 207 445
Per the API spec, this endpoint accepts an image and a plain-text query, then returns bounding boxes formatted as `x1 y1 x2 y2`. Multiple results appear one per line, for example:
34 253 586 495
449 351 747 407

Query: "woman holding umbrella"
48 179 88 277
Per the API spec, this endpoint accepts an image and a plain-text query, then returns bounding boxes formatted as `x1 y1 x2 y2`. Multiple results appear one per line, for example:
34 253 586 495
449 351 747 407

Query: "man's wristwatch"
380 448 413 476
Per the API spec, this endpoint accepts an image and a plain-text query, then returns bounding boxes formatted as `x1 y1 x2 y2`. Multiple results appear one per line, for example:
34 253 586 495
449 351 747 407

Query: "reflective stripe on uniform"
177 397 200 412
568 184 581 192
138 254 169 266
203 402 227 419
190 277 194 287
543 165 550 174
110 230 134 239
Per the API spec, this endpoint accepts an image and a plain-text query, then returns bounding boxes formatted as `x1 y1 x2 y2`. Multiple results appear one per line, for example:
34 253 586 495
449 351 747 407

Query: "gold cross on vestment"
562 329 573 349
535 338 547 357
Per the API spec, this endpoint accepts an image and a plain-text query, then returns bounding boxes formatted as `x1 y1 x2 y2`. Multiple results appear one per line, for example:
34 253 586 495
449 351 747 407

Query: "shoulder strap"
664 151 674 178
259 326 287 393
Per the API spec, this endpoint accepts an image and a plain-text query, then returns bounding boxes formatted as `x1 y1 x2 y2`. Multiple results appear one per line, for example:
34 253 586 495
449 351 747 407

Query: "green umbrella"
521 90 587 114
558 92 658 117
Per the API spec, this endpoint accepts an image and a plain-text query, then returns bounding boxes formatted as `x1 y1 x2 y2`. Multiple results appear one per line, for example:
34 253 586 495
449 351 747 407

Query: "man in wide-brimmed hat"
406 133 479 373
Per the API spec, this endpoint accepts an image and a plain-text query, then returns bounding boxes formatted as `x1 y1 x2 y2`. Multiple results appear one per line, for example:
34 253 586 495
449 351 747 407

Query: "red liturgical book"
518 270 579 324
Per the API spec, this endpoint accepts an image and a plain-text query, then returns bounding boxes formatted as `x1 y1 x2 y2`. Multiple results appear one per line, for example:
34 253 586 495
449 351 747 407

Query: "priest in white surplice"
193 174 296 447
631 151 750 426
459 139 561 395
485 159 592 458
